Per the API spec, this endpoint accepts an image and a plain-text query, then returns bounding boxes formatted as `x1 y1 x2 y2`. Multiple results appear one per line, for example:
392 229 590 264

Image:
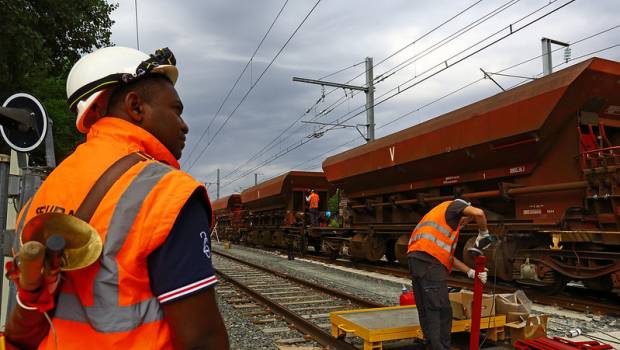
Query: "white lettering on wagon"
510 165 526 174
389 146 395 162
523 209 542 215
443 176 460 184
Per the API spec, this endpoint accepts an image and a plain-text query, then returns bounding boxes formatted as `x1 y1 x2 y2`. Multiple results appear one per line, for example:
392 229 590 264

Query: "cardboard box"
505 314 548 344
495 290 532 323
449 292 466 320
449 290 495 320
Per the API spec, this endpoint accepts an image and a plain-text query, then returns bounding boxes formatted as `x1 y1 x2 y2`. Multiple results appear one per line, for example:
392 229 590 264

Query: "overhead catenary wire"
298 0 487 117
134 0 140 50
220 60 365 181
311 0 577 138
182 0 290 167
271 0 577 164
238 0 530 164
289 0 513 141
295 32 620 174
218 0 508 183
219 18 617 192
510 41 620 90
217 0 577 190
186 0 323 172
318 61 365 81
375 0 521 83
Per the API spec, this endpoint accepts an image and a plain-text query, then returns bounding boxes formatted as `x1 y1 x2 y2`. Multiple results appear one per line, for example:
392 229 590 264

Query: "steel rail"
214 251 380 350
216 268 359 350
301 254 620 316
214 249 384 308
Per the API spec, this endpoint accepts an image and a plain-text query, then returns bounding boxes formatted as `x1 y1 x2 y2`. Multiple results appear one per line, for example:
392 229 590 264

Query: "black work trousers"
309 208 318 226
408 255 452 350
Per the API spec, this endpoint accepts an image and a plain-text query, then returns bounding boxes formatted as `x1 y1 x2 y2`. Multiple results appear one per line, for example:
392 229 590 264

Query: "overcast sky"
108 0 620 199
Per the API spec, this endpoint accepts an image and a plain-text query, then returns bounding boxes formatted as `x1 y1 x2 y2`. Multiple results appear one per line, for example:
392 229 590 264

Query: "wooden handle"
18 241 45 291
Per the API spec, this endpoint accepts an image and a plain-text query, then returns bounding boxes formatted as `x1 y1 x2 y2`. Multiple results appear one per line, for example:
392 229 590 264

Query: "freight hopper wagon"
322 57 620 294
239 171 332 251
212 194 244 242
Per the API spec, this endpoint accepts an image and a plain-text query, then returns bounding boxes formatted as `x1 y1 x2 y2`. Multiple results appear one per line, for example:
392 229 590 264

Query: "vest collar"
87 117 180 168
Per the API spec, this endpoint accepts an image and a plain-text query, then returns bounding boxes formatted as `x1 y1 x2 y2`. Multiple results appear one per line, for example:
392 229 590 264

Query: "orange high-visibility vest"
406 201 460 271
309 193 319 209
14 117 210 350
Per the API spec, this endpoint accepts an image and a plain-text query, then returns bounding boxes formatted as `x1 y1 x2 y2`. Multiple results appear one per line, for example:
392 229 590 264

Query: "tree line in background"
0 0 117 163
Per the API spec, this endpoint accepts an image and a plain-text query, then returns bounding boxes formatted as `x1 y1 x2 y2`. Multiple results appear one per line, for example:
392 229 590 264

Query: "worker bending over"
407 198 493 350
4 46 229 349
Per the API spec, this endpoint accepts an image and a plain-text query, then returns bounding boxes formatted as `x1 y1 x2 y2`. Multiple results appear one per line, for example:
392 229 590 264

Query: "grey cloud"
109 0 620 197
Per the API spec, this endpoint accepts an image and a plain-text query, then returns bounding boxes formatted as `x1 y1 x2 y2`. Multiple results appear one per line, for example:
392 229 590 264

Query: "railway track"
213 250 384 350
301 254 620 316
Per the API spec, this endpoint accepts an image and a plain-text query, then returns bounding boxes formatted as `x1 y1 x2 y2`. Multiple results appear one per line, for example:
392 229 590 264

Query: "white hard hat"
66 46 178 133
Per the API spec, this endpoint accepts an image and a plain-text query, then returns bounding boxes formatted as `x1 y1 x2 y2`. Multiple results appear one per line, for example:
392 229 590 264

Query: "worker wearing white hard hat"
4 46 230 349
66 46 178 133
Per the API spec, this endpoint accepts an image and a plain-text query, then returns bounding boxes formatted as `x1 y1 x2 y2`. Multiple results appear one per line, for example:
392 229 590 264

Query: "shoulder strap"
74 152 149 223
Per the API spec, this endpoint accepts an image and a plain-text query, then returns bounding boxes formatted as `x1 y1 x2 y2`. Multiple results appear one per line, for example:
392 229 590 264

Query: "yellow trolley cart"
330 305 506 350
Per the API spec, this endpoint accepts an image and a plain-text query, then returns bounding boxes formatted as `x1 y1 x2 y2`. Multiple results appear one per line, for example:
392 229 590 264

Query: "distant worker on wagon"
407 198 494 350
306 189 320 227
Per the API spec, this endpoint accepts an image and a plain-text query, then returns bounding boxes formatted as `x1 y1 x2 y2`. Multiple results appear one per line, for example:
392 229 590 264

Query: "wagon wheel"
313 242 322 254
539 271 566 295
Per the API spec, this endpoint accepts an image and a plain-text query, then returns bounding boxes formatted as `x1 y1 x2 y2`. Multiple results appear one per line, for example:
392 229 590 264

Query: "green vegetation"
327 189 339 214
327 189 340 227
0 0 117 163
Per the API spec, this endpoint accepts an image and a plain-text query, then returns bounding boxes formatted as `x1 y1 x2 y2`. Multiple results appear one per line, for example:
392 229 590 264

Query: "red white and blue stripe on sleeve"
148 189 218 304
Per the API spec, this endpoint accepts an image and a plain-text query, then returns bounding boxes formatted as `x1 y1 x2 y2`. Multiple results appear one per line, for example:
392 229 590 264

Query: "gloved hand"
474 229 496 251
5 260 60 313
467 268 488 284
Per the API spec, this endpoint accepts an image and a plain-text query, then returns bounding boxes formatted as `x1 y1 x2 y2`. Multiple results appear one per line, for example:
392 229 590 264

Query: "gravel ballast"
212 242 620 349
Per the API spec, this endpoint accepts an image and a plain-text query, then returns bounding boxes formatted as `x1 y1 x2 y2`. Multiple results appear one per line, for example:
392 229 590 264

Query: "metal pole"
365 57 375 142
541 38 552 76
254 173 258 186
541 38 568 76
45 117 56 168
216 168 220 199
0 153 10 308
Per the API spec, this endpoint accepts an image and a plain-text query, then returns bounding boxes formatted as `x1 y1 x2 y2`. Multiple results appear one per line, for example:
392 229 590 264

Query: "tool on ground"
399 285 415 306
515 336 613 349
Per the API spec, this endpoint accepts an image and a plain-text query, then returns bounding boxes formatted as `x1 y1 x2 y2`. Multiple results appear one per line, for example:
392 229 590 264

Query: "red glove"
5 260 59 313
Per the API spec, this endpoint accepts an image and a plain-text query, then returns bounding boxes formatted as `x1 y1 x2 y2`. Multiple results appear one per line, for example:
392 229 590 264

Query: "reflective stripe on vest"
407 201 460 270
410 233 452 253
412 220 453 239
55 162 172 332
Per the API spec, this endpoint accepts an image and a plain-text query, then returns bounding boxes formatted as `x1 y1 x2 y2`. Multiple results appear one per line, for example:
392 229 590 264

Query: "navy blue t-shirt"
147 189 217 304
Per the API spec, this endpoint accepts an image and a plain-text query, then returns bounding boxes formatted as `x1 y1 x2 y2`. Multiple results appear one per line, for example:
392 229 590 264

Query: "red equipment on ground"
515 336 613 350
399 286 415 306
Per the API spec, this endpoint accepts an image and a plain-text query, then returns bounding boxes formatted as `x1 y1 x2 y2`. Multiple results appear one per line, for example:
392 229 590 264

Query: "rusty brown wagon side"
212 194 244 243
240 171 332 251
322 57 620 294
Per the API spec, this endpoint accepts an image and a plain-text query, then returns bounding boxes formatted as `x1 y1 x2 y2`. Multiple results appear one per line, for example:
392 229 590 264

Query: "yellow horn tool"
20 212 102 271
